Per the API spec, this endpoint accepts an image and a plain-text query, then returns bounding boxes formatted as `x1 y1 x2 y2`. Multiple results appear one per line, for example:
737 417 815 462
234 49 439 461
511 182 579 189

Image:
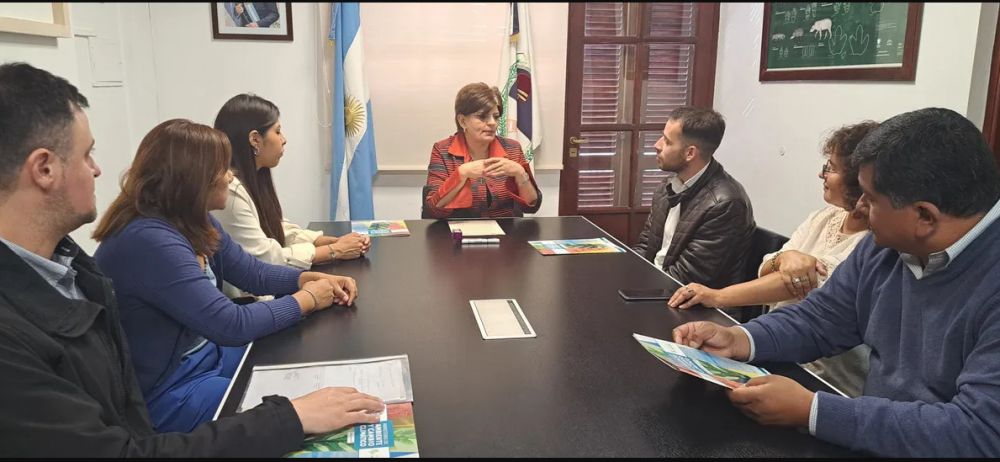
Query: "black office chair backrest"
421 185 433 219
721 226 790 324
745 226 790 283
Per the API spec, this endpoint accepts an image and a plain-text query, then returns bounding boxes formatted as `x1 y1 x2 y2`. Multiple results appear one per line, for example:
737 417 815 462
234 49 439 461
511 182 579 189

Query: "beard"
78 208 98 227
45 188 97 236
658 157 683 173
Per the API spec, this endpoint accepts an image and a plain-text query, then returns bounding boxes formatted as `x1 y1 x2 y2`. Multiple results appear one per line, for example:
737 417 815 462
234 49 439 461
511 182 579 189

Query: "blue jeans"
146 343 248 433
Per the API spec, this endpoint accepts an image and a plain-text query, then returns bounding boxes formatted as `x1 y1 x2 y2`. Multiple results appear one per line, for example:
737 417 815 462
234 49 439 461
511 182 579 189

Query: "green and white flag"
497 2 541 164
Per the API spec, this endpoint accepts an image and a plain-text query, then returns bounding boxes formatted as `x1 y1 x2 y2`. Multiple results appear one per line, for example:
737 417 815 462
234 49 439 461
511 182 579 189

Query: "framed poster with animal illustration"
759 2 922 81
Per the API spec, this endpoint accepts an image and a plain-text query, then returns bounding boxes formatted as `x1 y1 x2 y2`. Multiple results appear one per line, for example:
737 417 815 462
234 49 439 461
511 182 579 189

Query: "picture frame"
759 2 923 82
0 3 71 38
210 2 293 41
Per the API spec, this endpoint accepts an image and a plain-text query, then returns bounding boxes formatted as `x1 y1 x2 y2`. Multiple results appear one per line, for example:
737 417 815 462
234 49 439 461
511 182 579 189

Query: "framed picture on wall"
0 3 71 38
211 2 293 41
759 2 923 81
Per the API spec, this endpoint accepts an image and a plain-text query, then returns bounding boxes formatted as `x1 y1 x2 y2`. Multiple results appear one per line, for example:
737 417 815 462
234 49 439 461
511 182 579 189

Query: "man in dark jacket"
0 62 383 456
633 107 755 289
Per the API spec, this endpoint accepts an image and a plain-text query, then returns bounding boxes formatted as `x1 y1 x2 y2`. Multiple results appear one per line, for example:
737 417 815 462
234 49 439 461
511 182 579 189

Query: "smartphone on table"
618 288 674 301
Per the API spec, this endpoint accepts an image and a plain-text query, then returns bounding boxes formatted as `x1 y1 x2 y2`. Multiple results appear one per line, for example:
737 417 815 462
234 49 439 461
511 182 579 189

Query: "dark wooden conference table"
219 216 855 457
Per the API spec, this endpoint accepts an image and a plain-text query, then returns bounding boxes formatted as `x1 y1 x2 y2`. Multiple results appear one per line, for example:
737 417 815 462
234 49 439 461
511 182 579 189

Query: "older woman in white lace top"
666 121 879 396
668 121 878 310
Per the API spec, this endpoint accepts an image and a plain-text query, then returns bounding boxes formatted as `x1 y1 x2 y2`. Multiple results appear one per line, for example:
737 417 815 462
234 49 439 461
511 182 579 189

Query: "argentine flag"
498 2 541 163
330 2 376 220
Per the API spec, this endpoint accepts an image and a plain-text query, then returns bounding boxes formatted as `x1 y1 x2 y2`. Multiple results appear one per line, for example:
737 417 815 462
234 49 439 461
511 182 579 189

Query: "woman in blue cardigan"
93 119 359 433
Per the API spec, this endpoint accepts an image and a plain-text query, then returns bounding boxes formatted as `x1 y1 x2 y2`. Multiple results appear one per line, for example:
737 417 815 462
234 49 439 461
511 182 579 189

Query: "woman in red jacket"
422 82 541 218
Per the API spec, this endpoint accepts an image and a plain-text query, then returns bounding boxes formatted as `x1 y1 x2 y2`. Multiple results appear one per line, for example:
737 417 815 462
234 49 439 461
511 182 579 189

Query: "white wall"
714 3 992 235
0 4 138 254
0 29 77 78
124 2 329 228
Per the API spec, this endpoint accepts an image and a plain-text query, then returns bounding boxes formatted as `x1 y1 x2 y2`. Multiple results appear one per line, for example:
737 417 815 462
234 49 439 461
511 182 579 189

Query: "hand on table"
668 283 722 309
291 387 385 435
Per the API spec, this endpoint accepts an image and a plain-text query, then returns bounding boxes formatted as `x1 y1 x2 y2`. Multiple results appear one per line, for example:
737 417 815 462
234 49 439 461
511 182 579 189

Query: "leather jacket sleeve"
633 182 668 255
666 199 752 286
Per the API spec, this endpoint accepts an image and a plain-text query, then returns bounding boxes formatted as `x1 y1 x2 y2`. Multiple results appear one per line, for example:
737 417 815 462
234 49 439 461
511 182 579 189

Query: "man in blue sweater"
673 107 1000 457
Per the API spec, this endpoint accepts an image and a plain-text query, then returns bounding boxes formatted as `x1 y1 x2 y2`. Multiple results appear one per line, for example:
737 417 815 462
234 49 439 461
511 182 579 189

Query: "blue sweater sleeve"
128 221 302 346
814 295 1000 456
212 217 302 296
742 235 868 363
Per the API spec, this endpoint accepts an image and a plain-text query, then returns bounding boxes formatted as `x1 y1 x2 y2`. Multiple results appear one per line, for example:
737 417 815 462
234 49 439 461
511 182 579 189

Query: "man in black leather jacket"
633 107 755 289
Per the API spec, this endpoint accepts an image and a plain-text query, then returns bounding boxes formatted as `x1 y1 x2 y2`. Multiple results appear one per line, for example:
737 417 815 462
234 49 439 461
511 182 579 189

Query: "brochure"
235 355 419 458
351 220 410 237
527 237 625 255
633 333 769 389
286 402 419 458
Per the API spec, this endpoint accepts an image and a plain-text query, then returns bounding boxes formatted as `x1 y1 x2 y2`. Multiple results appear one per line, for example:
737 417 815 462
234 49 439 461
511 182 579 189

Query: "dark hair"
823 120 879 209
667 106 726 157
0 62 89 192
213 94 286 246
851 107 1000 217
93 119 231 257
454 82 503 132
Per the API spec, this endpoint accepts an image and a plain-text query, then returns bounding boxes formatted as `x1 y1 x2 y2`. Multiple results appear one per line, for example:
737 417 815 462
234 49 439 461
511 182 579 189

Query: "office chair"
720 226 789 323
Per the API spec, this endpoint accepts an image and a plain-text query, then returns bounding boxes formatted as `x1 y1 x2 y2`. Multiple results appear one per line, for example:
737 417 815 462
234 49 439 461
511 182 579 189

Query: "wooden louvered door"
559 3 719 246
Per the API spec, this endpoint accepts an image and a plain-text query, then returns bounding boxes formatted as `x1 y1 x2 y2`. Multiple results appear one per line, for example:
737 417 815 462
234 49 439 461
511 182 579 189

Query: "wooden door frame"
558 3 720 245
983 10 1000 165
558 5 585 218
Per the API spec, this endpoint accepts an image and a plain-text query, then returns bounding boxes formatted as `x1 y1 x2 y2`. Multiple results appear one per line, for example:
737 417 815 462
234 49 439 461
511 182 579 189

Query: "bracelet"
327 244 337 259
769 251 784 273
301 288 319 310
516 173 531 185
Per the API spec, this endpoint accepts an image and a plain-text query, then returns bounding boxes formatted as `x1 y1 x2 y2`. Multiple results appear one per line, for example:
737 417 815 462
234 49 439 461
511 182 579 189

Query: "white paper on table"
470 298 536 339
447 220 506 237
237 355 413 412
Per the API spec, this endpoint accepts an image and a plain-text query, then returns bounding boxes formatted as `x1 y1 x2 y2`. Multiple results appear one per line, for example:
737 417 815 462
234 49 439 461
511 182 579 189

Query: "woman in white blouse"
211 94 369 295
666 121 879 396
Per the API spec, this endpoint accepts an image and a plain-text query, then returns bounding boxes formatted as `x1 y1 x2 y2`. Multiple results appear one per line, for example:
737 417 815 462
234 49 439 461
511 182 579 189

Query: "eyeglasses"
472 112 500 123
821 160 838 175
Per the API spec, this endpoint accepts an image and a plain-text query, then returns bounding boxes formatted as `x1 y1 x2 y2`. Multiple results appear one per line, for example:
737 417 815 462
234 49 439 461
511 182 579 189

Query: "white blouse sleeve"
282 220 323 246
757 207 823 277
211 183 316 270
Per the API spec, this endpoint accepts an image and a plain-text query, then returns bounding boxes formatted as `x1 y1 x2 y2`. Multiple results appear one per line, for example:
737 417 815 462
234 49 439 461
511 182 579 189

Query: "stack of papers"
238 355 419 458
351 220 410 237
447 220 505 237
633 333 769 389
528 237 624 255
